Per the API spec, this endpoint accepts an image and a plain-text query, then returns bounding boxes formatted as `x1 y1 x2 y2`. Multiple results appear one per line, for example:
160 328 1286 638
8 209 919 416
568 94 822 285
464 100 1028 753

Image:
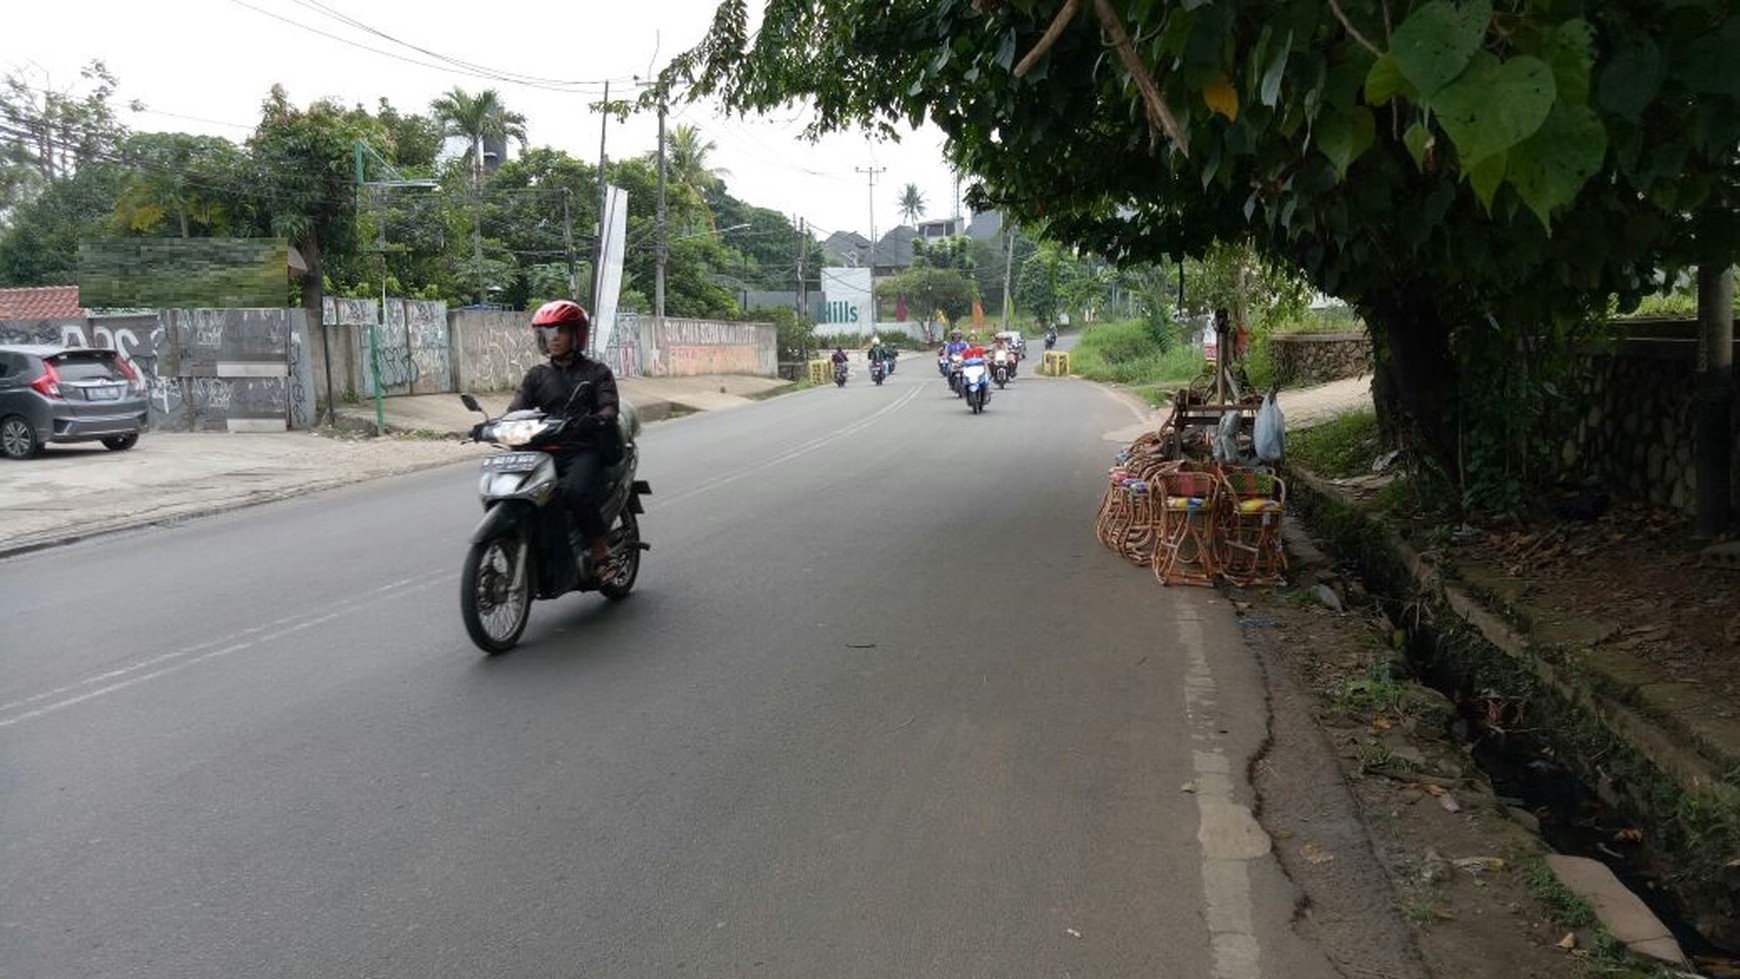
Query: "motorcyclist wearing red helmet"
510 300 620 572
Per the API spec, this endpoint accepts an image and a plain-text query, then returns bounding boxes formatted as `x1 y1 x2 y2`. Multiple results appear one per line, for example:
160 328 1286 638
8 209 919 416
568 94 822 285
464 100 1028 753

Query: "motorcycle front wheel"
461 535 531 654
599 511 642 600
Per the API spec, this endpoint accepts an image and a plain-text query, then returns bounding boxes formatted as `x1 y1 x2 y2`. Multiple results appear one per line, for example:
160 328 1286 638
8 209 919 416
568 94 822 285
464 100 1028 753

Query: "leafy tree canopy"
666 0 1740 472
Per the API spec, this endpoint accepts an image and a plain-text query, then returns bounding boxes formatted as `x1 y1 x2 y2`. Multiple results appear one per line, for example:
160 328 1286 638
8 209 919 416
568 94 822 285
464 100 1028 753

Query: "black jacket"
509 355 619 448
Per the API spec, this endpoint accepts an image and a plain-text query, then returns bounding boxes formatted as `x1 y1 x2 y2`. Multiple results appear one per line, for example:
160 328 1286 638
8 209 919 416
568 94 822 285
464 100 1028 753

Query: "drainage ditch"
1283 473 1740 972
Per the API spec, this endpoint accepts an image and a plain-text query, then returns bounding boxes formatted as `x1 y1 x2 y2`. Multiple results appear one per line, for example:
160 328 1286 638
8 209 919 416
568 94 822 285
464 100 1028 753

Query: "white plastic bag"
1254 392 1285 463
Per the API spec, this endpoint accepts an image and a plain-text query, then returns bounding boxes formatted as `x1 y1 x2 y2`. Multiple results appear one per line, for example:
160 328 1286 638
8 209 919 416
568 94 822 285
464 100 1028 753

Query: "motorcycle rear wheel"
599 511 642 601
461 536 531 654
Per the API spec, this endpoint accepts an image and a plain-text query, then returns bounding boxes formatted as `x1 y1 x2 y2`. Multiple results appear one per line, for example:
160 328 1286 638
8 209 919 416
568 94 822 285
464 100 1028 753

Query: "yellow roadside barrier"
808 359 830 386
1042 350 1071 376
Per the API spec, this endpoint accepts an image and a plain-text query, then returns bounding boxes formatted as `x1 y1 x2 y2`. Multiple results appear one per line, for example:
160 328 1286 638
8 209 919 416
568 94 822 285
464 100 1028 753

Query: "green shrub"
1072 319 1204 387
1290 410 1381 479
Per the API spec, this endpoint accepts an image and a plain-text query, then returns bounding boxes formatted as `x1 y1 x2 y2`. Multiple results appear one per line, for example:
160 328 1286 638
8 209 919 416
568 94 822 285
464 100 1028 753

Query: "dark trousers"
554 450 607 542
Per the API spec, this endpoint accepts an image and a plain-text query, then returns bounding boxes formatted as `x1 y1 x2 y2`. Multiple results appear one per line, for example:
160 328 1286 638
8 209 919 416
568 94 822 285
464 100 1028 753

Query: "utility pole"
561 188 576 299
655 93 668 322
1001 228 1016 331
592 80 611 335
855 165 885 324
795 216 807 316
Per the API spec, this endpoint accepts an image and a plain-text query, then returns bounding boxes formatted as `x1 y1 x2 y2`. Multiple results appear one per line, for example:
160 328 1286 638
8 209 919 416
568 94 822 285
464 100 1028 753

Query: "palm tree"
897 182 926 226
666 124 731 231
429 87 526 305
428 87 527 188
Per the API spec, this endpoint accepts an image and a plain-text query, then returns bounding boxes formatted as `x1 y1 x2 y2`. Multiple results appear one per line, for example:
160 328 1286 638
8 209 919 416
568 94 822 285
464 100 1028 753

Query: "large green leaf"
1596 37 1662 121
1315 106 1376 177
1404 120 1434 170
1676 17 1740 98
1506 102 1607 229
1261 30 1293 107
1389 0 1492 100
1364 54 1417 105
1468 151 1506 212
1430 53 1555 168
1538 19 1594 105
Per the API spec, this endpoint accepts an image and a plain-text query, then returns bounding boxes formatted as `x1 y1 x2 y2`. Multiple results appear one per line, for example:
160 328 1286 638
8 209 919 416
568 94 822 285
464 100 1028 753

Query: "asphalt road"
1 364 1338 978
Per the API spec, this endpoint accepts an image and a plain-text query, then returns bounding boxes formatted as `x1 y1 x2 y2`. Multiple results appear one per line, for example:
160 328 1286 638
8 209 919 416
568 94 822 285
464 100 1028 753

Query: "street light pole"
855 164 885 326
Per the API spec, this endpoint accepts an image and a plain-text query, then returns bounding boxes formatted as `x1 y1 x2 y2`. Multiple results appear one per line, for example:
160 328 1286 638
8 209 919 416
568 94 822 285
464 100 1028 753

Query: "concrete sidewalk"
0 373 792 558
332 373 794 436
1101 375 1374 444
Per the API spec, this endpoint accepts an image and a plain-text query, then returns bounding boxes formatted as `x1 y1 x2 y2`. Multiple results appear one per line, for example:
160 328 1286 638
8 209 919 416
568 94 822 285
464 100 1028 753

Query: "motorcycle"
869 357 886 385
1044 329 1058 350
991 348 1016 388
961 356 991 414
883 352 897 375
457 389 651 654
833 361 849 387
947 353 965 397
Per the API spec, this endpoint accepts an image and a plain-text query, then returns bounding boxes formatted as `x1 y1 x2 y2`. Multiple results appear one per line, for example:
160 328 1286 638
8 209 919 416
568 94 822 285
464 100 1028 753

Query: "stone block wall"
1269 331 1371 385
1557 336 1739 513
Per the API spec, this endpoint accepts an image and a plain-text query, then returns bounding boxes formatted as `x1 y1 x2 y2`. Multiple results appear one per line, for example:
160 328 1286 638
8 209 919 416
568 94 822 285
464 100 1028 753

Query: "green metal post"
369 319 384 432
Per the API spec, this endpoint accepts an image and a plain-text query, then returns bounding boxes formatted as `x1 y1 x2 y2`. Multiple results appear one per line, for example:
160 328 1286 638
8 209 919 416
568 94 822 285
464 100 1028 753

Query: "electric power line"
224 0 629 94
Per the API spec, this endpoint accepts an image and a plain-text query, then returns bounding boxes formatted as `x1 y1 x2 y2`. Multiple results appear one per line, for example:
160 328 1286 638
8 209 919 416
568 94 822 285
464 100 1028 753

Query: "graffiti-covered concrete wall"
637 318 778 378
450 309 537 393
0 309 316 431
320 297 452 400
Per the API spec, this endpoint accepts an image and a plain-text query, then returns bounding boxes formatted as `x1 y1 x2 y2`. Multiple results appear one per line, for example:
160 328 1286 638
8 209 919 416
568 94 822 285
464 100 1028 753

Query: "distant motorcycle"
869 358 886 385
961 356 991 414
991 348 1016 388
947 353 965 397
834 361 849 387
1044 329 1058 350
458 389 651 654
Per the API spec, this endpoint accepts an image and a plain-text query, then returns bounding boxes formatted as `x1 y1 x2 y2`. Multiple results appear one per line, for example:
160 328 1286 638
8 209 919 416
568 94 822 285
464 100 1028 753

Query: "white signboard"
590 185 629 357
818 266 872 330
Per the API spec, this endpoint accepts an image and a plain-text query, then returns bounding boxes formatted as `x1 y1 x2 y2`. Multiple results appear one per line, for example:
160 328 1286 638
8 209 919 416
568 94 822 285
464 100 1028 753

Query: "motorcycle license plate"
483 452 542 473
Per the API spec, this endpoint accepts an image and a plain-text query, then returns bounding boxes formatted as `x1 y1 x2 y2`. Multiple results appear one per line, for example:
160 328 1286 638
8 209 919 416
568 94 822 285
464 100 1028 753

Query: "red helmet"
531 300 590 354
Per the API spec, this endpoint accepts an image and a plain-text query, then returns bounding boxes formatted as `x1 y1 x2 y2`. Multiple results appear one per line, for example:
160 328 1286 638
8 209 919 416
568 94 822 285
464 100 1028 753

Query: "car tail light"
30 362 63 399
113 356 146 395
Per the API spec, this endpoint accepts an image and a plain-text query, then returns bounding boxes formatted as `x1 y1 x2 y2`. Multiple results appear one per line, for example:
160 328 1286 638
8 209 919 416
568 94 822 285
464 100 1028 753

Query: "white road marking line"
0 571 451 728
1176 602 1270 979
651 385 924 511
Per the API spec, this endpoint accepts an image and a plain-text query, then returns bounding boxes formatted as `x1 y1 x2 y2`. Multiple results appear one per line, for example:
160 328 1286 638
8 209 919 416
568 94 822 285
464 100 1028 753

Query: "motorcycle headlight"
491 419 547 446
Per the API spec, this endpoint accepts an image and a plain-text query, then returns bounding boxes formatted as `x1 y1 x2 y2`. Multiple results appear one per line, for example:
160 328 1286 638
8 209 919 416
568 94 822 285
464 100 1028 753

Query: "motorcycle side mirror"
460 393 483 414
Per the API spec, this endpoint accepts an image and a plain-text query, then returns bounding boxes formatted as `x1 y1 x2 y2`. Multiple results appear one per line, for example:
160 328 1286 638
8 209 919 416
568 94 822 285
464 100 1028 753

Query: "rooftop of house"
0 286 81 320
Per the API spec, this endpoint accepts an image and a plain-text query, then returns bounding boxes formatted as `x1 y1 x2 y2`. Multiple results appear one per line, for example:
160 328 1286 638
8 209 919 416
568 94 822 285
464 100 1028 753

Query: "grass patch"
1290 410 1381 479
1522 856 1598 930
1071 319 1203 388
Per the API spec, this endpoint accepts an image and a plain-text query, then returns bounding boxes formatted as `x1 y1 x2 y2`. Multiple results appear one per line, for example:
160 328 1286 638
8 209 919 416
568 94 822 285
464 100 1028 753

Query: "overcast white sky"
10 0 961 241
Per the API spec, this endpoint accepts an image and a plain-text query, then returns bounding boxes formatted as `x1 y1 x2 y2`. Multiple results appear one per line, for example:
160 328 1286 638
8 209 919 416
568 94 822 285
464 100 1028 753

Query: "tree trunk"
299 232 329 423
1364 288 1461 479
1696 264 1734 537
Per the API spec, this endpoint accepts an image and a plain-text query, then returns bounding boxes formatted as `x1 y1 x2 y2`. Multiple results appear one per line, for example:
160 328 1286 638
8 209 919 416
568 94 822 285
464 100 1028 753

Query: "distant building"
916 217 964 239
967 210 1004 240
821 231 872 268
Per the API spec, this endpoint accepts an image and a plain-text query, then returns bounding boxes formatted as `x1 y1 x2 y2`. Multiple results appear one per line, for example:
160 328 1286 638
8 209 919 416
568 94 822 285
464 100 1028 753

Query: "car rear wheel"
102 434 139 451
1 415 40 459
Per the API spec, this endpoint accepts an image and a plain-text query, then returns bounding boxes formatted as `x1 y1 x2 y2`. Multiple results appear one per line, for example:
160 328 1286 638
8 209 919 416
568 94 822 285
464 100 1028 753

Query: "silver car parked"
0 344 149 459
